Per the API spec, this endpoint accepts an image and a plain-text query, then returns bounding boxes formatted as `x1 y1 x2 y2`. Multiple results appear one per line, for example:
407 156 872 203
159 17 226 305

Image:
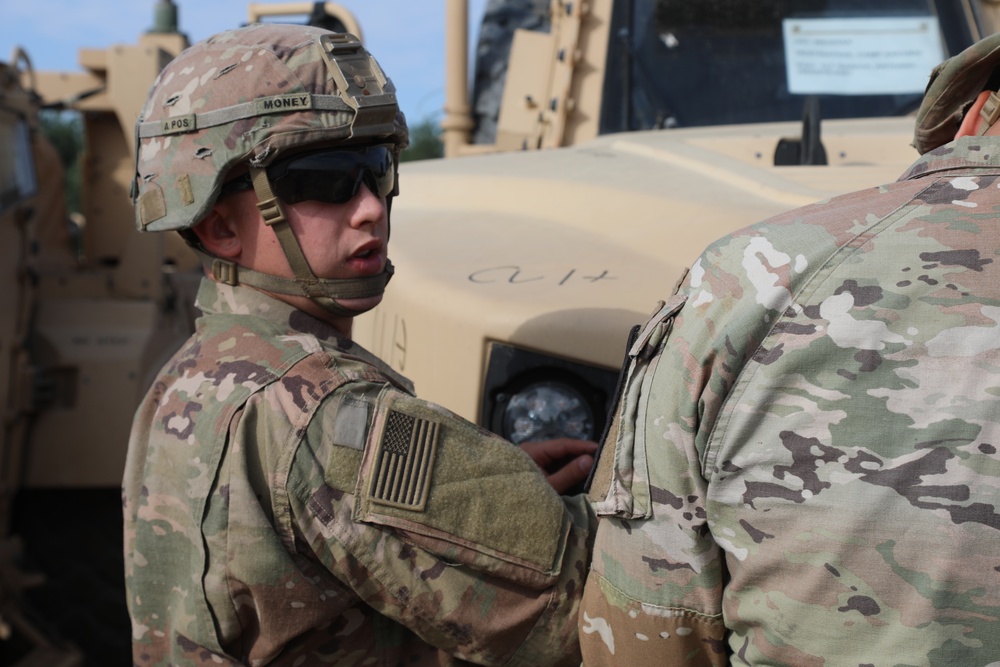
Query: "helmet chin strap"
977 90 1000 136
206 166 393 318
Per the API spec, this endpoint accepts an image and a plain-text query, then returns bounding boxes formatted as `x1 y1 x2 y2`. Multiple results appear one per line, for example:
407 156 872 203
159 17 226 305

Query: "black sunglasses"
221 144 397 205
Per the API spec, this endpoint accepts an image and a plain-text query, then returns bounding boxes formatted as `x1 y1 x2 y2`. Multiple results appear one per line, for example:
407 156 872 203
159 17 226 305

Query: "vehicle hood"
370 117 920 369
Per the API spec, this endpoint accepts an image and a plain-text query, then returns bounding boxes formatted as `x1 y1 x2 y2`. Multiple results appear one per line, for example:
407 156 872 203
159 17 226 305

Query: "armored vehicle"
1 7 196 663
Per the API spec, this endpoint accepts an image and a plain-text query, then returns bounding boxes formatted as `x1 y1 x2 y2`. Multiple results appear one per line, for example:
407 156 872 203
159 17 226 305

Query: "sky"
0 0 490 124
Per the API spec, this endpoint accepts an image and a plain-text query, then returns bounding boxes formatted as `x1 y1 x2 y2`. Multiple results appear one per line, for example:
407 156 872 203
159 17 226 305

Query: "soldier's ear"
956 90 993 139
192 206 241 259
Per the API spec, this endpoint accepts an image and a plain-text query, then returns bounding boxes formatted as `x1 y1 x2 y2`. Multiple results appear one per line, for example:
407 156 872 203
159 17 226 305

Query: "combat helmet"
131 22 408 316
914 32 1000 154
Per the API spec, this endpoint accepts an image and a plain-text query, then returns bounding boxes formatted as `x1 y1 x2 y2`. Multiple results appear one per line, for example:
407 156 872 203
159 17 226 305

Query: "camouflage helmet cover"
914 32 1000 155
132 22 408 232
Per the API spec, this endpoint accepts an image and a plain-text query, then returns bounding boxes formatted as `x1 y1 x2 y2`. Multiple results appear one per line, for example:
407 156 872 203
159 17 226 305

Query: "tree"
401 117 444 162
39 111 82 214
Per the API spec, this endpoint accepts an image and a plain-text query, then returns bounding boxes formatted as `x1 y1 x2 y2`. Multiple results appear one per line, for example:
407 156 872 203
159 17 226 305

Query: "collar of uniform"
193 278 415 394
900 135 1000 181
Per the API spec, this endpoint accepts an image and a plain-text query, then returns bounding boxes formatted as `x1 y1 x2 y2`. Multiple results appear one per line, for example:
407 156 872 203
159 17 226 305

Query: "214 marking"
468 266 617 286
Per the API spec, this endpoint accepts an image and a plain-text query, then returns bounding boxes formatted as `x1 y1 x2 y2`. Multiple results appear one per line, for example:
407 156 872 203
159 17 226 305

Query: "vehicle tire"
11 488 131 666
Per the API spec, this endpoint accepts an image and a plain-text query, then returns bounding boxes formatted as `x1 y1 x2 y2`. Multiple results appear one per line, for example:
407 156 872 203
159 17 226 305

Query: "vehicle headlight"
481 343 618 444
502 381 595 444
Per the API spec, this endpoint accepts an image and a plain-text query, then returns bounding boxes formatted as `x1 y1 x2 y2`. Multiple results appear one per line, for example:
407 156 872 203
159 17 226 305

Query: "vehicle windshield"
600 0 978 133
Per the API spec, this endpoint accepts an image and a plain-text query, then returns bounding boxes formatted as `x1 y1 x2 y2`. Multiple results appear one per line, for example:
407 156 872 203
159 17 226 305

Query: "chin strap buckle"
250 166 287 226
212 258 239 286
256 195 287 226
977 90 1000 135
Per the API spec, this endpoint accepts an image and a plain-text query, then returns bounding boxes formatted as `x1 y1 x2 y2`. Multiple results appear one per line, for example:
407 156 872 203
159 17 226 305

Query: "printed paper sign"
783 17 945 95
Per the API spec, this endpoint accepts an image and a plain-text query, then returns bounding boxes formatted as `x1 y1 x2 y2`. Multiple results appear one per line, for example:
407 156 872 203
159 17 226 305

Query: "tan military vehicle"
355 0 1000 447
0 48 81 667
0 6 197 662
2 0 999 662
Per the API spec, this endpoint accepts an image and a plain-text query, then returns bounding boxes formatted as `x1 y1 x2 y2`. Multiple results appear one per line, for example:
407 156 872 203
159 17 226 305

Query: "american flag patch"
369 410 440 510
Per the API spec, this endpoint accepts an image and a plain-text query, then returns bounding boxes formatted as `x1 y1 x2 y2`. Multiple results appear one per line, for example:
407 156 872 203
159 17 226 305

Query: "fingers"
545 438 599 458
518 439 598 493
545 454 594 495
520 439 598 467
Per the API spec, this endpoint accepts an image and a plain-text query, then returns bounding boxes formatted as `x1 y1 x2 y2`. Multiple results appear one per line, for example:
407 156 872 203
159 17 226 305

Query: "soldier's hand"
519 439 597 494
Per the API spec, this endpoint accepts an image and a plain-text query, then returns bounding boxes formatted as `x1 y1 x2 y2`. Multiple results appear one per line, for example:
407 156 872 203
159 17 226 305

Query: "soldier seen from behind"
123 23 596 666
580 32 1000 666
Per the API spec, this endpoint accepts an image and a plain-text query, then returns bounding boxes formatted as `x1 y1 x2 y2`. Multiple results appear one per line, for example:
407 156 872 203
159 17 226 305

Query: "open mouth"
350 240 383 262
347 243 385 275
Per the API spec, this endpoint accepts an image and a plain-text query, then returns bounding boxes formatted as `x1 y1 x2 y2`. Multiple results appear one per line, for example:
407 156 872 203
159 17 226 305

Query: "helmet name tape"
140 93 334 139
256 94 312 113
161 114 195 135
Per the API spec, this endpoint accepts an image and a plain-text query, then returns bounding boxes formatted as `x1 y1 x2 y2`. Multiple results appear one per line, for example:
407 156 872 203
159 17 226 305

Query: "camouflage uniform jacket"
581 137 1000 666
123 279 594 667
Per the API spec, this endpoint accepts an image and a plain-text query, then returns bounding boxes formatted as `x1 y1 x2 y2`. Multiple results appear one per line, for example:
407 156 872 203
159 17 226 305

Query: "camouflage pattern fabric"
581 136 1000 666
123 278 594 666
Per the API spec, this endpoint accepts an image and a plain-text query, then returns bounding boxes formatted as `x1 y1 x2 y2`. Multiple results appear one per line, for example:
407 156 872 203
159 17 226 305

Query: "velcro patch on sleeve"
368 410 439 511
355 391 569 586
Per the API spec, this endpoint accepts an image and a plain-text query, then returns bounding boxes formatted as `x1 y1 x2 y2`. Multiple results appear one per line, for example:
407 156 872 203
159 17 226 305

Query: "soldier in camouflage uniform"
580 33 1000 666
122 23 596 666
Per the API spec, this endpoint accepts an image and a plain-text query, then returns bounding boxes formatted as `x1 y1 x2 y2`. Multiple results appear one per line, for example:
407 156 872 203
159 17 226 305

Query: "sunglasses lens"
269 145 396 205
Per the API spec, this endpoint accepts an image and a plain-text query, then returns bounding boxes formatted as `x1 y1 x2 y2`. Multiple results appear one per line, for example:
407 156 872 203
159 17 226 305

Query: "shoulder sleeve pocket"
353 389 571 590
589 294 687 519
